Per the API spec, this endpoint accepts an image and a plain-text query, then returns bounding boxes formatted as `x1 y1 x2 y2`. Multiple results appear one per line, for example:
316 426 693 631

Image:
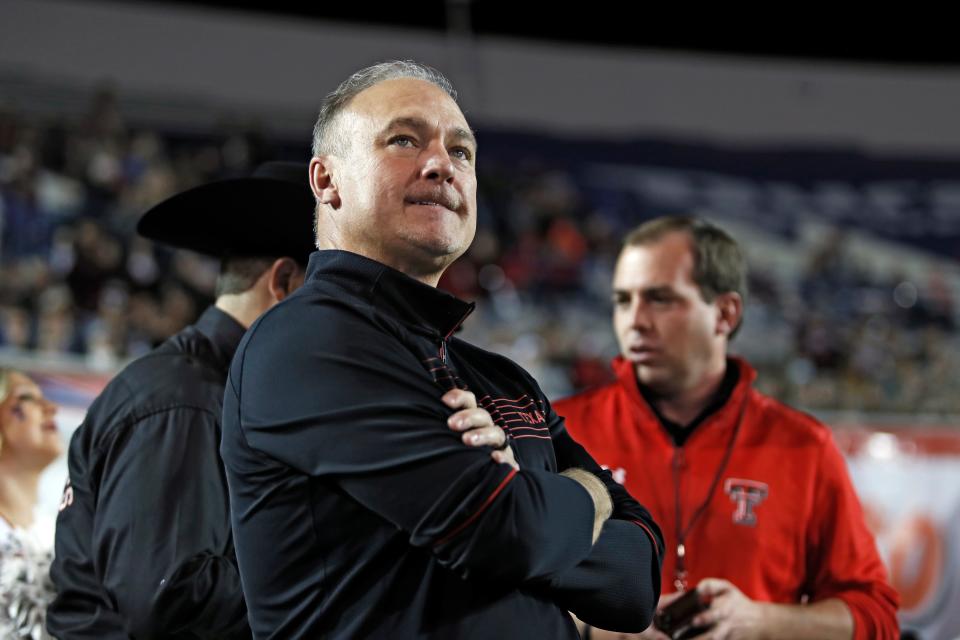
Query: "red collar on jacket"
611 355 758 442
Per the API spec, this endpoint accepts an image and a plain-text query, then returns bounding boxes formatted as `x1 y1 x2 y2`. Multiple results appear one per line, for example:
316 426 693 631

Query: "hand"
442 388 518 470
630 591 684 640
687 579 766 640
630 627 669 640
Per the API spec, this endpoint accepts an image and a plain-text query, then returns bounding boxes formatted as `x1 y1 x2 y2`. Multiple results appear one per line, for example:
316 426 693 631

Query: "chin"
40 439 65 463
415 216 473 249
635 365 673 393
412 234 472 263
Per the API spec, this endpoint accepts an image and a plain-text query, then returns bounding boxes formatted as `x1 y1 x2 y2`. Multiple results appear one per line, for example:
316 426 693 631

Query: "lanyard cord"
672 389 750 592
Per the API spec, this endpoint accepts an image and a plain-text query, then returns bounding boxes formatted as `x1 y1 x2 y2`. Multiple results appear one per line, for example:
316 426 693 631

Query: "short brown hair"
624 216 747 336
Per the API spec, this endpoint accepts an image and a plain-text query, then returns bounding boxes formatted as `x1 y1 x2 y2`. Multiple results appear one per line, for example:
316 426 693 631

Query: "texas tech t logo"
724 478 768 526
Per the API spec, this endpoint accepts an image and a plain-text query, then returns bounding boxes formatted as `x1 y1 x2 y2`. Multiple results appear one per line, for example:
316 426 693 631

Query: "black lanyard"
671 391 749 592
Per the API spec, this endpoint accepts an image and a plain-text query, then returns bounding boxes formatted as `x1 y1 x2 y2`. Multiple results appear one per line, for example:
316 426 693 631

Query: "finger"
461 426 505 447
691 606 720 630
640 628 672 640
491 448 519 470
692 593 734 633
696 578 731 598
441 388 476 410
657 591 685 609
447 407 494 431
700 620 732 640
686 628 715 640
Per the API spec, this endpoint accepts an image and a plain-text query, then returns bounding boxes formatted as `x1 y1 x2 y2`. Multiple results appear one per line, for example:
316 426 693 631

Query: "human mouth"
627 345 659 363
405 194 459 213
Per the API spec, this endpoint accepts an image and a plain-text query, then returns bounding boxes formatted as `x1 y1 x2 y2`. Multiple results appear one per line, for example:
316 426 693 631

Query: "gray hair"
311 60 458 158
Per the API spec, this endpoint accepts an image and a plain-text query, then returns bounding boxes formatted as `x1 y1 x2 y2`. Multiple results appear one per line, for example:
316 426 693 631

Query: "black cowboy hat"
137 161 316 264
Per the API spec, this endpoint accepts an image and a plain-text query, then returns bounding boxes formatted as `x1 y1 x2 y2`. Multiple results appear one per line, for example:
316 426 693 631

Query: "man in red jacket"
554 216 899 640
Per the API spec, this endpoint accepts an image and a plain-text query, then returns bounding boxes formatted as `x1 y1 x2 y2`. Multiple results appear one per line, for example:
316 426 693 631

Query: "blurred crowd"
0 89 276 368
1 89 957 415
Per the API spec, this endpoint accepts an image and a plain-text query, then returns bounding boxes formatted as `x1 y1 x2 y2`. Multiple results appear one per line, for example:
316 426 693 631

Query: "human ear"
715 292 743 337
309 157 340 209
267 257 299 302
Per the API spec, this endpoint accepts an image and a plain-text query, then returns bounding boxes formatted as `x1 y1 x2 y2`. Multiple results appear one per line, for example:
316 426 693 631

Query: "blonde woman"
0 367 63 639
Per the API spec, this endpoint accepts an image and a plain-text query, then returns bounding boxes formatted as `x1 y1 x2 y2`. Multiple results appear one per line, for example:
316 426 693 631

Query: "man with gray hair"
221 61 663 638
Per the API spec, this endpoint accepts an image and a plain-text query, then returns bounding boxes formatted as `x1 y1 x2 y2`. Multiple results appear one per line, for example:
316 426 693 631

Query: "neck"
0 465 41 528
646 360 728 427
371 253 444 286
316 236 447 288
402 267 443 288
215 293 263 329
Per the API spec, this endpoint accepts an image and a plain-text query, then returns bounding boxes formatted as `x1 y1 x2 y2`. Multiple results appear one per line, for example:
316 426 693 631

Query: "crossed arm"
231 297 665 633
443 387 663 633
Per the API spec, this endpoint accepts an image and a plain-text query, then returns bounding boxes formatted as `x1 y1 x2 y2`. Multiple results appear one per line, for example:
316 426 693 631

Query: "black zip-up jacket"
221 250 663 639
48 307 251 639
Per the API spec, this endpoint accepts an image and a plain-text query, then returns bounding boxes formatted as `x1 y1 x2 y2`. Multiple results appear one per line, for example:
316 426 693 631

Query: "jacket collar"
306 250 475 337
612 355 757 437
194 306 247 372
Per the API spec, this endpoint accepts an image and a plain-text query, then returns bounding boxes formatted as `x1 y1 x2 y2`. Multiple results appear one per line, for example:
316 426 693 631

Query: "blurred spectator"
0 368 63 639
0 90 957 416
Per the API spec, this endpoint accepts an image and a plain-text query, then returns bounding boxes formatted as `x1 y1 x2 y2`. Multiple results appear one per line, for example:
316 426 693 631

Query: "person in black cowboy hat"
47 162 315 639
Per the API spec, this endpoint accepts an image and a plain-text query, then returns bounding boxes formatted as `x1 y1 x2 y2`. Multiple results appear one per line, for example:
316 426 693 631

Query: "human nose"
43 398 58 418
420 140 454 183
628 298 653 331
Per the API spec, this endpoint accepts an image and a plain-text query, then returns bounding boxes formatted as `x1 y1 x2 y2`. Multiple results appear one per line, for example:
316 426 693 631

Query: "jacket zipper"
439 306 474 364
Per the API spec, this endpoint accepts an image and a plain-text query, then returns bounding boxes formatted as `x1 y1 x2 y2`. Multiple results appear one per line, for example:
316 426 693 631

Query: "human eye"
611 291 631 307
15 393 41 407
450 146 473 161
388 134 416 148
648 291 676 305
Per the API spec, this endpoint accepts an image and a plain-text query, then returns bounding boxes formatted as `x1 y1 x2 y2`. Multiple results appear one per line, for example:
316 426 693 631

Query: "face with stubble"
611 231 735 396
310 78 478 285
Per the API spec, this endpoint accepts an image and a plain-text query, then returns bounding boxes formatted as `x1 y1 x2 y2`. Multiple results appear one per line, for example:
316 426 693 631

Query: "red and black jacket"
222 249 663 639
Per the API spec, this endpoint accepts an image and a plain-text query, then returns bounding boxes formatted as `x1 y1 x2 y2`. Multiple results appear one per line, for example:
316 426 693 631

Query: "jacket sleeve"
806 434 899 640
90 407 249 639
235 305 598 586
49 423 131 639
551 420 663 538
530 411 663 632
